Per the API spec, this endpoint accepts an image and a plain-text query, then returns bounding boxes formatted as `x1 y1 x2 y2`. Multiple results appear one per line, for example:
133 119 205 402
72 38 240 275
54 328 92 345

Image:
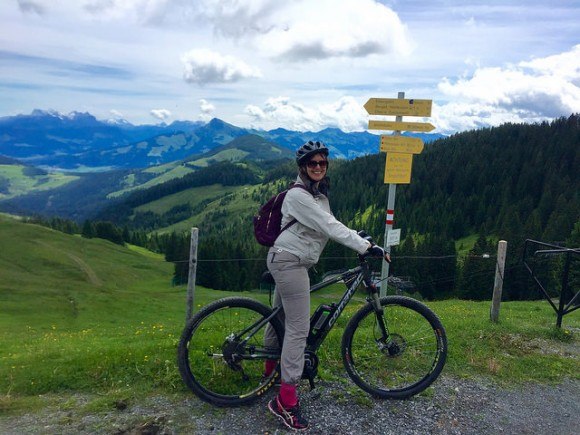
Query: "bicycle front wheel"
177 297 284 406
342 295 447 399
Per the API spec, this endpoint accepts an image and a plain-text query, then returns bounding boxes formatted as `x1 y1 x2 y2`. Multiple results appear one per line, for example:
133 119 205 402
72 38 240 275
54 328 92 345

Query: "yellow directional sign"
364 98 432 117
384 153 413 184
368 120 435 132
380 135 424 154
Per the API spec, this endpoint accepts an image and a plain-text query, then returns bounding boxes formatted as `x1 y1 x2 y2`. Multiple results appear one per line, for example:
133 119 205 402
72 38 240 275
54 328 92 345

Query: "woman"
265 140 388 431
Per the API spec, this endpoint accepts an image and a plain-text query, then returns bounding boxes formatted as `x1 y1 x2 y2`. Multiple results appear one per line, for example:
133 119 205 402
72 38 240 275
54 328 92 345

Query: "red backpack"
253 184 308 247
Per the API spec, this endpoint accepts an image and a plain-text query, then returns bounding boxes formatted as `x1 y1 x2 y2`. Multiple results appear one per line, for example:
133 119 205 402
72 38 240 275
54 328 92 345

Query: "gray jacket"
273 177 371 264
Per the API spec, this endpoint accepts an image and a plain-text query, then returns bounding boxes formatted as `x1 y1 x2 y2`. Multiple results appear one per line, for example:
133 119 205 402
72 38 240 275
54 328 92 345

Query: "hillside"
0 163 78 200
1 216 577 431
183 133 294 167
94 115 578 298
0 137 286 220
0 215 174 330
0 116 577 299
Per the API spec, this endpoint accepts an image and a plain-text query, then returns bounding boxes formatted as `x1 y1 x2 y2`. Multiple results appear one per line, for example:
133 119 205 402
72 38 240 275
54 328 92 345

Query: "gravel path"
1 376 578 434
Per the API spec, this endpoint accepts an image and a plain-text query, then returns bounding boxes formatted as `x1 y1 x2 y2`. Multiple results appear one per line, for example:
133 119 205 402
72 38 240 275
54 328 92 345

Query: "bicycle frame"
237 255 388 360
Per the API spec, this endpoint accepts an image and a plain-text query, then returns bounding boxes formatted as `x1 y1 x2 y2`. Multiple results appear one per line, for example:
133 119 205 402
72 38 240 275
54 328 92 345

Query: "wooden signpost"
364 92 434 296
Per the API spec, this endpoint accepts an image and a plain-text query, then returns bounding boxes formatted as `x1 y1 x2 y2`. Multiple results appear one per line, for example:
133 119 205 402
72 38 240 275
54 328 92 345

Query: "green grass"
0 215 578 415
0 165 78 199
155 184 261 234
108 164 194 199
455 234 479 255
134 184 239 215
187 149 250 167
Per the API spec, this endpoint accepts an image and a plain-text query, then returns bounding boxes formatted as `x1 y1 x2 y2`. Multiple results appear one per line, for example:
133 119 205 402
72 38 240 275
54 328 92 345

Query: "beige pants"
264 249 311 385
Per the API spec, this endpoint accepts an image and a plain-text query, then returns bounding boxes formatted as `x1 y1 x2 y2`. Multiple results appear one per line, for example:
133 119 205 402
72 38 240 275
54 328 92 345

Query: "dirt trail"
35 240 102 286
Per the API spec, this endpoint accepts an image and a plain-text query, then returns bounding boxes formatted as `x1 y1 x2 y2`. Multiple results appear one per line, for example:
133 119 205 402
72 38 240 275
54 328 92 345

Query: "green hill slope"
0 215 174 330
0 164 78 200
183 133 293 167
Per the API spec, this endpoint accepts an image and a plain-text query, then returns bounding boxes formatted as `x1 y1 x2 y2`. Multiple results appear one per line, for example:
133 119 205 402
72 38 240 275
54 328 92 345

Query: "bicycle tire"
177 297 284 406
342 295 447 399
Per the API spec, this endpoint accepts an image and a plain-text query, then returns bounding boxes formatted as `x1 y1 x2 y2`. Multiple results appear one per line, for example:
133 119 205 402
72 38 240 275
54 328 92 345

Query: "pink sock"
279 382 298 408
264 359 277 376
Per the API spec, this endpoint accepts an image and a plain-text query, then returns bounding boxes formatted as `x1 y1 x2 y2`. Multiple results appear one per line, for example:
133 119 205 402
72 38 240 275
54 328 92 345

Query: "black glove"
367 245 385 257
366 245 392 263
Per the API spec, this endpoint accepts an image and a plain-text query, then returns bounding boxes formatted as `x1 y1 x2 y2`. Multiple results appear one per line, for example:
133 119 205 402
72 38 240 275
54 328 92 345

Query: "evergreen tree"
458 234 495 300
81 220 95 238
94 221 125 246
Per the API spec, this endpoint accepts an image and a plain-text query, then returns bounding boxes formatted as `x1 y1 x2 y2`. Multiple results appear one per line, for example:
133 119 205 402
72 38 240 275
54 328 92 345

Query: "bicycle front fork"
368 291 392 348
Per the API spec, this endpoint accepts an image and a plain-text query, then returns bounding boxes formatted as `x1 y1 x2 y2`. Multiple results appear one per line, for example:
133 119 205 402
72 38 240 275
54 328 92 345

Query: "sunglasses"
307 160 328 169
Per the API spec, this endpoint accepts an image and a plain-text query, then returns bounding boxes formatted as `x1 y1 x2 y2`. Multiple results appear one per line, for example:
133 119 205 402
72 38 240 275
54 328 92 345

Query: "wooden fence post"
186 227 199 323
490 240 507 322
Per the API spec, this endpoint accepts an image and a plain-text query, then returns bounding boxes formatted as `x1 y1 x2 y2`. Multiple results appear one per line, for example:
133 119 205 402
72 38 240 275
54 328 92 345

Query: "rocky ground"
1 376 578 434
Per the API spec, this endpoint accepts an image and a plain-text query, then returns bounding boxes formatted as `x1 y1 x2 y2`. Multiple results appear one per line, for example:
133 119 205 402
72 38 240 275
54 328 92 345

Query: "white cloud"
262 0 411 61
436 45 580 132
150 108 171 121
200 98 215 114
109 109 124 118
245 96 366 132
520 44 580 82
181 49 262 85
199 98 215 121
196 0 412 61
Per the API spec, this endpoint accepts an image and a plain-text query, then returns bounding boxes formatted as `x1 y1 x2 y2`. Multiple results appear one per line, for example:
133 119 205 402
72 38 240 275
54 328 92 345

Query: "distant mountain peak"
105 117 132 126
207 118 235 129
30 108 62 118
28 109 97 122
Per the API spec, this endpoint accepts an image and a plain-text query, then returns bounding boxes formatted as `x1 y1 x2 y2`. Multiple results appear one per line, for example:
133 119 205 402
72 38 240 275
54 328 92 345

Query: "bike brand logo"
328 274 364 328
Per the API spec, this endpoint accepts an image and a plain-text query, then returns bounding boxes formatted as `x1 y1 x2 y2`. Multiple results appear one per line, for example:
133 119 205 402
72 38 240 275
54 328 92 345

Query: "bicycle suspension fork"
362 263 390 344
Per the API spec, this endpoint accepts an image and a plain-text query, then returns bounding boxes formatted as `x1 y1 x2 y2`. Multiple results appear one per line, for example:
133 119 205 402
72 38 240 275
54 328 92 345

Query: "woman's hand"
366 245 391 263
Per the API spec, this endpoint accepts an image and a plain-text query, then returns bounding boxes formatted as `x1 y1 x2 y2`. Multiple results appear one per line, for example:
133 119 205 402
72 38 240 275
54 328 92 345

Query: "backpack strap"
279 183 309 234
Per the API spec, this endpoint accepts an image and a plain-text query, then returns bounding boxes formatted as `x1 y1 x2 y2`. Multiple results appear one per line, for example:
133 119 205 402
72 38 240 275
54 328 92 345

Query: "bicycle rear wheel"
342 296 447 399
177 297 284 406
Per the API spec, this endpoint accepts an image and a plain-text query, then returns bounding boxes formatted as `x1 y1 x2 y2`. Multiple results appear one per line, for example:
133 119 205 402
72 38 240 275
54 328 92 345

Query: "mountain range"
0 109 444 171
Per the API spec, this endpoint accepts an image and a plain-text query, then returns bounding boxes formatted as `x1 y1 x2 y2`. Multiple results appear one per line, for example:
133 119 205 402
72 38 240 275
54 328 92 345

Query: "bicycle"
177 236 448 407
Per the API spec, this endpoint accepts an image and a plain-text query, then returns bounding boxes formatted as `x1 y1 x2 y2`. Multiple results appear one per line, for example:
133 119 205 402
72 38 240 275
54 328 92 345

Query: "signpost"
386 228 401 247
384 153 413 184
364 98 432 117
369 120 435 132
380 135 424 154
364 92 434 296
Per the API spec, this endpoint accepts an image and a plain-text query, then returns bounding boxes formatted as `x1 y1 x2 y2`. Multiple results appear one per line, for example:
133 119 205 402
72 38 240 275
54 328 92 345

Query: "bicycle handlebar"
357 230 392 263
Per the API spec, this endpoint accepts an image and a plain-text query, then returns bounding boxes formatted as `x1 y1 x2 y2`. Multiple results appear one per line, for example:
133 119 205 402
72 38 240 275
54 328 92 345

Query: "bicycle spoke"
343 297 447 398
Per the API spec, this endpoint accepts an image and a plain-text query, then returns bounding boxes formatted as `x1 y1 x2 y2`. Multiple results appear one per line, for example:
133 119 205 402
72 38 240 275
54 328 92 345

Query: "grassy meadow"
0 215 578 415
0 165 78 200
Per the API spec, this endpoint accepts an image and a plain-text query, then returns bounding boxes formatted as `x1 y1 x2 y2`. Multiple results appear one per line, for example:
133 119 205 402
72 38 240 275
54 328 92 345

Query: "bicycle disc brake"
378 333 407 358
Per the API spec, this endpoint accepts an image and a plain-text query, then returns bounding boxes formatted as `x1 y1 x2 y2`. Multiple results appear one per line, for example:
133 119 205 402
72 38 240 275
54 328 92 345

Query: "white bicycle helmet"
296 140 329 165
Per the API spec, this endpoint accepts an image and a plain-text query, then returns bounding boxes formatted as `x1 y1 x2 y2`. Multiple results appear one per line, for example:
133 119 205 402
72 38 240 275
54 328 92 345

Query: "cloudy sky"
1 0 579 134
